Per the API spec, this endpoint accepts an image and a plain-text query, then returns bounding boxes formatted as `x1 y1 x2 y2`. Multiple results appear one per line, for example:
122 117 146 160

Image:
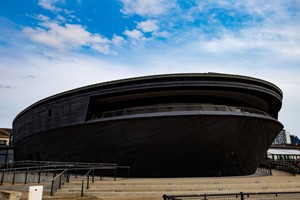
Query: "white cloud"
120 0 177 16
137 20 158 33
124 29 145 41
112 34 125 45
194 26 300 59
38 0 64 12
23 18 111 54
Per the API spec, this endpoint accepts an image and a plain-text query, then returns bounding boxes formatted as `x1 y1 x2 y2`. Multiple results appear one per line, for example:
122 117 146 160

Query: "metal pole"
1 170 4 185
114 167 116 181
50 180 54 196
12 170 16 185
163 194 167 200
24 168 28 184
240 192 244 200
87 174 90 189
100 167 102 180
81 180 84 197
92 168 94 183
38 167 41 183
59 174 62 189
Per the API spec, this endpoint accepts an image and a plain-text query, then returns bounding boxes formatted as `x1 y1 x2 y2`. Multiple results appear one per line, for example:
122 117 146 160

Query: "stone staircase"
41 173 300 200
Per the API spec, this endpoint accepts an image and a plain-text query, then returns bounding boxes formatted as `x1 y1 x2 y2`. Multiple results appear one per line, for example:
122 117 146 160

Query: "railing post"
87 173 90 189
114 167 116 181
100 167 102 180
240 192 244 200
81 180 84 197
127 167 130 178
163 194 167 200
0 170 4 185
59 174 62 189
92 168 94 183
38 167 41 183
50 180 54 196
24 168 28 184
12 170 16 185
66 172 69 183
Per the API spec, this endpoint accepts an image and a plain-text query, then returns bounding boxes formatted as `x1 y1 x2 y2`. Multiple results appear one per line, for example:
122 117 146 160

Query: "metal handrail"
81 168 93 197
0 161 130 197
50 169 68 196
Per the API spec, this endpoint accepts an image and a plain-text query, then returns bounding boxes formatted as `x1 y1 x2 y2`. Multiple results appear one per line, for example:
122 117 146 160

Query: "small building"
0 128 14 167
267 147 300 161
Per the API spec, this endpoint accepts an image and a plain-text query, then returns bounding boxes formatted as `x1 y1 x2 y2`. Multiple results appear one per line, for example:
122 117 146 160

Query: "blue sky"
1 0 300 137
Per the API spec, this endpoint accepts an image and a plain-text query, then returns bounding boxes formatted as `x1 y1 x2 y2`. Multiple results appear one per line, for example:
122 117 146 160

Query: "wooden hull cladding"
14 113 282 177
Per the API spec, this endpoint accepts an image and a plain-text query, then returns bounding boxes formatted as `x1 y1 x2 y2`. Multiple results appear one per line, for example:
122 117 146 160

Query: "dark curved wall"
13 73 282 140
12 73 283 175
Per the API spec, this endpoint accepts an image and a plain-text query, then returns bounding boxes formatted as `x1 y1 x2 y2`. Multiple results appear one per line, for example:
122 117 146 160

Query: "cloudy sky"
1 0 300 136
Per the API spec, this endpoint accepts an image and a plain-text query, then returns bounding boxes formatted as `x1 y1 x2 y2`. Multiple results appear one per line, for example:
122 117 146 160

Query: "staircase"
42 172 300 200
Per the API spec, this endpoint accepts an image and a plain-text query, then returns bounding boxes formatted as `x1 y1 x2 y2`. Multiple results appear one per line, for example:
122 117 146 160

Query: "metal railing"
90 104 270 120
163 191 300 200
81 168 93 197
0 160 130 196
261 160 297 175
50 169 68 196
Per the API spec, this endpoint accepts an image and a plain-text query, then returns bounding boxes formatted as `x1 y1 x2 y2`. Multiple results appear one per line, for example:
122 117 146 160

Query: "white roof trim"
268 148 300 155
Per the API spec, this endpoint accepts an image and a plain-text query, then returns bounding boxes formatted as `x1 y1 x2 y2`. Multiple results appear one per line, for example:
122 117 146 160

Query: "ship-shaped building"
13 73 283 177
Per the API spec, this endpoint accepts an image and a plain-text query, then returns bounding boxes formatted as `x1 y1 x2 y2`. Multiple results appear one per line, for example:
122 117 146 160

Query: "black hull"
14 113 282 177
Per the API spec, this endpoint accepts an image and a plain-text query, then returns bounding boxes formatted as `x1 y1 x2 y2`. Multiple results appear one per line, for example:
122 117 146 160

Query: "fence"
163 191 300 200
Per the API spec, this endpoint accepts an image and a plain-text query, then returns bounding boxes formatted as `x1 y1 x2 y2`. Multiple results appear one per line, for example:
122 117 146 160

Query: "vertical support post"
66 172 69 183
1 170 5 185
240 192 244 200
81 180 84 197
92 168 94 183
87 173 90 189
100 167 102 180
12 170 16 185
59 174 62 189
24 168 28 184
38 167 41 183
50 180 54 196
114 167 116 181
163 194 167 200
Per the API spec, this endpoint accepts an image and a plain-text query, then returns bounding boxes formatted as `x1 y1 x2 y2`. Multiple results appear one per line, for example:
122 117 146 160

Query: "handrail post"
50 180 54 196
114 167 116 181
0 170 4 185
92 168 94 183
87 173 90 189
240 192 244 200
12 170 16 185
66 172 69 183
59 174 62 189
24 168 28 184
81 180 84 197
100 167 102 180
38 167 41 183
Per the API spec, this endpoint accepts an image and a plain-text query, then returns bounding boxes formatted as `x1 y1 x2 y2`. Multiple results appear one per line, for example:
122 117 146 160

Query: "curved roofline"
13 73 283 123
